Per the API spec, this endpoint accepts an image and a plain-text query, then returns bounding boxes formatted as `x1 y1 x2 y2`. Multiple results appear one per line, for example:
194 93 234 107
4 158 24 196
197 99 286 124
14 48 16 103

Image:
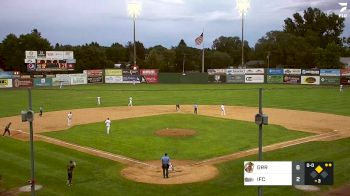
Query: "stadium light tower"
127 2 141 68
236 0 250 68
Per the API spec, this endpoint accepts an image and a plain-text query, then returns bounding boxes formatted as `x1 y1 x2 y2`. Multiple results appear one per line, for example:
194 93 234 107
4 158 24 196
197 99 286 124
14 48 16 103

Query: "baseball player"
97 97 101 105
67 112 73 127
66 160 76 186
59 81 63 89
39 106 43 117
194 104 198 114
176 104 180 111
220 104 226 116
161 153 170 178
128 97 133 106
105 118 111 134
340 84 343 92
2 122 11 136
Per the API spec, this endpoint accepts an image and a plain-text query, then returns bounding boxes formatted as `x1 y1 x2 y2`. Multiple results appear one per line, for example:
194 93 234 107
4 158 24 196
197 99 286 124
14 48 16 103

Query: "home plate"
19 185 43 192
294 185 320 191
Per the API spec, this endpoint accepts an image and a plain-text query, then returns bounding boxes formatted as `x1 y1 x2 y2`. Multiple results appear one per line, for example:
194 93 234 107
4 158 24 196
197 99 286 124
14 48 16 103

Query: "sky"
0 0 349 48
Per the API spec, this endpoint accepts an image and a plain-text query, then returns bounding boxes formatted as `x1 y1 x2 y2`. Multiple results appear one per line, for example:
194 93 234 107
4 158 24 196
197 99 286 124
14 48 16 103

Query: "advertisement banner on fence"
341 68 350 76
340 76 350 85
0 79 13 88
122 70 140 83
46 51 64 60
226 75 245 83
245 75 264 83
70 74 87 85
208 75 227 83
267 69 283 75
25 51 37 59
301 76 320 85
105 76 123 83
207 69 226 75
0 71 14 79
33 78 52 87
53 74 71 86
245 68 264 75
87 69 103 84
283 69 301 75
301 69 320 76
226 69 245 75
283 75 300 84
12 78 33 88
320 69 340 76
140 69 159 83
105 69 122 76
267 75 284 83
320 76 340 85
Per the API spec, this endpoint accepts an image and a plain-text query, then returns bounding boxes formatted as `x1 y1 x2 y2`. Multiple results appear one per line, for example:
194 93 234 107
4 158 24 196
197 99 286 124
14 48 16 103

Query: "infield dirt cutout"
2 105 350 185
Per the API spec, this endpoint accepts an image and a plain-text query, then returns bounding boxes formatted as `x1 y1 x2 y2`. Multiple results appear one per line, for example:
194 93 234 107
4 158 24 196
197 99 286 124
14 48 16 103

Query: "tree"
126 41 146 67
315 43 342 68
284 7 345 48
206 50 233 69
106 43 128 64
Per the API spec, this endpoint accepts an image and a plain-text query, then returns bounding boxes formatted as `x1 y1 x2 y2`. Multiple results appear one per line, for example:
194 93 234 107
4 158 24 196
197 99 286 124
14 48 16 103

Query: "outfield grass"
43 114 311 160
1 136 349 196
1 84 349 118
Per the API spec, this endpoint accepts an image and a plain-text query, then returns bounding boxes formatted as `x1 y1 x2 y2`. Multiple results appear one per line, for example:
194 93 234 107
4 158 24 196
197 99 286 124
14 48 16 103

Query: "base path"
1 105 350 185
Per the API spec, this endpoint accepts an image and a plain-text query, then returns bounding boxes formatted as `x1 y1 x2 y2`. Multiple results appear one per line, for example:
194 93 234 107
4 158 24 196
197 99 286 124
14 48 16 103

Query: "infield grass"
1 84 349 118
43 114 311 160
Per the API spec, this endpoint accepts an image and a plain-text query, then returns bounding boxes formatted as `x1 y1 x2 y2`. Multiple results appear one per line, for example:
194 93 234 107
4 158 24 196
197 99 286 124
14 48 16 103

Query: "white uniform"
340 85 343 92
221 104 226 116
67 113 73 126
105 119 111 134
128 97 133 106
97 97 101 105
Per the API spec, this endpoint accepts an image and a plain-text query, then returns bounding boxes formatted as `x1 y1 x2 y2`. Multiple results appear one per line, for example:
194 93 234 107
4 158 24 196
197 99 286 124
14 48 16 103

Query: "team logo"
27 63 36 71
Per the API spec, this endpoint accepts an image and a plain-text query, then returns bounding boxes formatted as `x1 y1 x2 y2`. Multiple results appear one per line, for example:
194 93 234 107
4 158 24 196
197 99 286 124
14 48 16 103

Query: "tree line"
0 7 349 73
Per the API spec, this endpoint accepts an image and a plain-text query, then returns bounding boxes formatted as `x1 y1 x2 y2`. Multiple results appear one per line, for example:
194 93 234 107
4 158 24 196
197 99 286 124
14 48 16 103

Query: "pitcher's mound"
121 160 218 184
155 129 197 137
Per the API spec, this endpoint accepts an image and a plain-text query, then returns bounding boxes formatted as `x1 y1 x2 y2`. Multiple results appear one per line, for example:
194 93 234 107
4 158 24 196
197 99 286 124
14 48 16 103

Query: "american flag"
195 33 204 45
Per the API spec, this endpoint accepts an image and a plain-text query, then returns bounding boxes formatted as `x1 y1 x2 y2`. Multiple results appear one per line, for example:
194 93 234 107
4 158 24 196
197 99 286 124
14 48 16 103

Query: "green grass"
43 114 311 160
1 84 349 118
1 135 349 196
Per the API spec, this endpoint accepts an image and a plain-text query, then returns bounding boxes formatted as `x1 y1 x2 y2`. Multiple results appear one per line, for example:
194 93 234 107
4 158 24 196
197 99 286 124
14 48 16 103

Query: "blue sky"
0 0 348 48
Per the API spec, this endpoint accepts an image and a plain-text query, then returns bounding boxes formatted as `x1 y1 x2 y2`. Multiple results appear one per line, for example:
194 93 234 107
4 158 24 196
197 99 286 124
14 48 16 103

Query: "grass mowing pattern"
1 136 349 195
0 84 349 117
43 114 311 160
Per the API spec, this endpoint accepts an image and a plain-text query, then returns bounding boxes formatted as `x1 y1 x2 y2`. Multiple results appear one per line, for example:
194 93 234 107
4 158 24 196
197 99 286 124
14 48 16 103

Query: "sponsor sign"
105 76 123 83
208 75 227 83
25 59 36 63
46 51 64 60
105 69 122 76
245 68 264 75
245 75 264 83
12 78 33 88
70 74 87 85
267 75 284 84
26 63 37 71
63 51 74 59
320 76 340 85
341 68 350 76
301 69 320 76
122 70 141 83
20 75 31 79
87 69 103 84
0 79 13 88
283 69 301 75
140 69 159 83
340 76 350 85
37 51 46 58
0 71 14 79
283 75 300 84
25 51 37 59
301 76 320 85
227 75 245 83
207 69 226 75
54 74 71 86
320 69 340 76
267 69 283 75
227 69 245 75
46 74 56 78
33 78 52 87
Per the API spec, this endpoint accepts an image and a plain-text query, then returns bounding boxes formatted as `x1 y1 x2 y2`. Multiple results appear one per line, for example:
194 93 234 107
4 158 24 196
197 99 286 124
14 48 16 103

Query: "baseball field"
1 84 350 195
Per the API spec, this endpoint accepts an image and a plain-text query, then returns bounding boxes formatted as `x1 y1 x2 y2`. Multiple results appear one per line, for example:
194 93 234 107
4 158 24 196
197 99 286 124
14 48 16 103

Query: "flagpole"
202 28 205 73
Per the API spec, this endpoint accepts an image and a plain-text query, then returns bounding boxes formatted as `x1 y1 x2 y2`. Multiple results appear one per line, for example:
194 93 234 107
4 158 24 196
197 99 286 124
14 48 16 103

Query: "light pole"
236 0 250 68
267 51 270 69
182 54 186 75
127 2 141 68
